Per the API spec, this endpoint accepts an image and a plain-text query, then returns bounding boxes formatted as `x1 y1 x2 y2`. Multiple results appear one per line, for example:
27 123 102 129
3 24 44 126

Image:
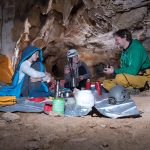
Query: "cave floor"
0 91 150 150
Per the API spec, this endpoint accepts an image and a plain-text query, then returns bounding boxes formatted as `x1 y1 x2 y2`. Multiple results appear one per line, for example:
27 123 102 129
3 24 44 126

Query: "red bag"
28 97 46 102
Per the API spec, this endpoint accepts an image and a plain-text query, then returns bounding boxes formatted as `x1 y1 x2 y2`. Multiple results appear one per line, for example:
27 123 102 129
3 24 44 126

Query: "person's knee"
103 79 116 91
115 74 129 87
103 79 108 86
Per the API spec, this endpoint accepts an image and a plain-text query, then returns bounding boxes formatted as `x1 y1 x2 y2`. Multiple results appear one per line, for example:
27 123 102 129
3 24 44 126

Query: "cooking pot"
62 91 73 98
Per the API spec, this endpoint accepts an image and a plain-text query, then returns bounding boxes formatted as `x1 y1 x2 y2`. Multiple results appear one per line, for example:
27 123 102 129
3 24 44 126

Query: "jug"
74 90 94 108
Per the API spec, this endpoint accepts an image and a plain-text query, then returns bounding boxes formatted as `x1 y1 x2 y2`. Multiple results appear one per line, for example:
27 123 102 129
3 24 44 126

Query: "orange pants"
103 69 150 91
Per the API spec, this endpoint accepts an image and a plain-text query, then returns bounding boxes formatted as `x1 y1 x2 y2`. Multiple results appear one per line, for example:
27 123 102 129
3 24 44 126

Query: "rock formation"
0 0 150 80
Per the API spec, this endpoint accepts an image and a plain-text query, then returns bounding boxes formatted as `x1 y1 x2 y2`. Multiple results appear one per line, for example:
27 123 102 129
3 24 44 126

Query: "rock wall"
0 0 150 79
0 0 16 57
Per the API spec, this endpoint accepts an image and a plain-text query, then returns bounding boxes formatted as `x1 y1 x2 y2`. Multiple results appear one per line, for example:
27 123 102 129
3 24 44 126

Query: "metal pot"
63 91 73 98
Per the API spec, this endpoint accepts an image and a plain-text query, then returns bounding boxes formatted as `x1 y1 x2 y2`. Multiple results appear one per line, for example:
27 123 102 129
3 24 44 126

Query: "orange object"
0 55 14 84
95 81 102 96
0 96 16 106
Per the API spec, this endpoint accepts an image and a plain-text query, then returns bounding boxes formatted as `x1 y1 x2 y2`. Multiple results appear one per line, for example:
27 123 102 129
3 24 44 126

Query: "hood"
12 45 43 86
17 45 43 70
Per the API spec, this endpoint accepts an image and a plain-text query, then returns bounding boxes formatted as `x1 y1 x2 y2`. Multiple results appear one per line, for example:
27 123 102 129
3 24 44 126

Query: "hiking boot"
147 81 150 90
126 88 140 95
139 81 149 92
126 82 150 95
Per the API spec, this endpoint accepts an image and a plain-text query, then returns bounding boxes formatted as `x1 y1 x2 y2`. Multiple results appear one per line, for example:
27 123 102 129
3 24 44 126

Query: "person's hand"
64 67 70 74
48 79 56 90
60 80 65 88
103 66 114 75
79 75 84 81
30 77 36 82
45 72 51 78
45 72 54 83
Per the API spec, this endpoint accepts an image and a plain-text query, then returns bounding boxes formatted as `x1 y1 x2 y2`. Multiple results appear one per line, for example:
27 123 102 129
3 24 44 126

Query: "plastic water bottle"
86 79 91 90
95 81 102 96
54 79 60 98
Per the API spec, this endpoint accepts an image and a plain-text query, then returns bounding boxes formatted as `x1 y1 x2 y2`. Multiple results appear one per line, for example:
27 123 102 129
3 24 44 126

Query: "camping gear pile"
0 81 140 118
0 48 140 119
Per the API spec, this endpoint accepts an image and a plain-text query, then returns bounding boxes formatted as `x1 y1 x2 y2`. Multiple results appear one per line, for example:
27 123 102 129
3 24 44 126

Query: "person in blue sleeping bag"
0 45 52 98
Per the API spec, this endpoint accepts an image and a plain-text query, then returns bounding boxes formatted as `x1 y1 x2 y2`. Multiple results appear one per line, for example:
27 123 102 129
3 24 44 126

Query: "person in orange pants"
103 29 150 91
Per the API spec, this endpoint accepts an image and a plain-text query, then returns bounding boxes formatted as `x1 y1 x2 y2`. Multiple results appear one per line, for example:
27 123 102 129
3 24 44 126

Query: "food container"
52 98 65 114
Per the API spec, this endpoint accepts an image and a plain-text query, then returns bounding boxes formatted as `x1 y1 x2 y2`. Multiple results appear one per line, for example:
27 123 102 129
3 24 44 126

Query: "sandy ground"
0 91 150 150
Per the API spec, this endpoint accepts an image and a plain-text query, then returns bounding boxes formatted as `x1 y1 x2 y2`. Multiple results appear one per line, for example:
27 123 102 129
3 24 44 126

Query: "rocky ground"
0 91 150 150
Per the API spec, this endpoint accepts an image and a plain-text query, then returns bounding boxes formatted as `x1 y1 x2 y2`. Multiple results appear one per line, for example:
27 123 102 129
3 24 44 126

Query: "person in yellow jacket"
103 29 150 91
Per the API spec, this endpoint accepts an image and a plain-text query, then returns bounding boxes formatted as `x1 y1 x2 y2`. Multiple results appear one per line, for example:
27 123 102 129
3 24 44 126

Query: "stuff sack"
0 96 16 106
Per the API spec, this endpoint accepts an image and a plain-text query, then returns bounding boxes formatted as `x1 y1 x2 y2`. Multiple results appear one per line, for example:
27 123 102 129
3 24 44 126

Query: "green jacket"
115 39 150 75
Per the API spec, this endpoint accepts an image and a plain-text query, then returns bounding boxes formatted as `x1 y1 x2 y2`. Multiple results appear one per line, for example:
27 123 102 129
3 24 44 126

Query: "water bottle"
71 76 76 88
95 81 102 96
54 79 60 98
86 79 91 90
